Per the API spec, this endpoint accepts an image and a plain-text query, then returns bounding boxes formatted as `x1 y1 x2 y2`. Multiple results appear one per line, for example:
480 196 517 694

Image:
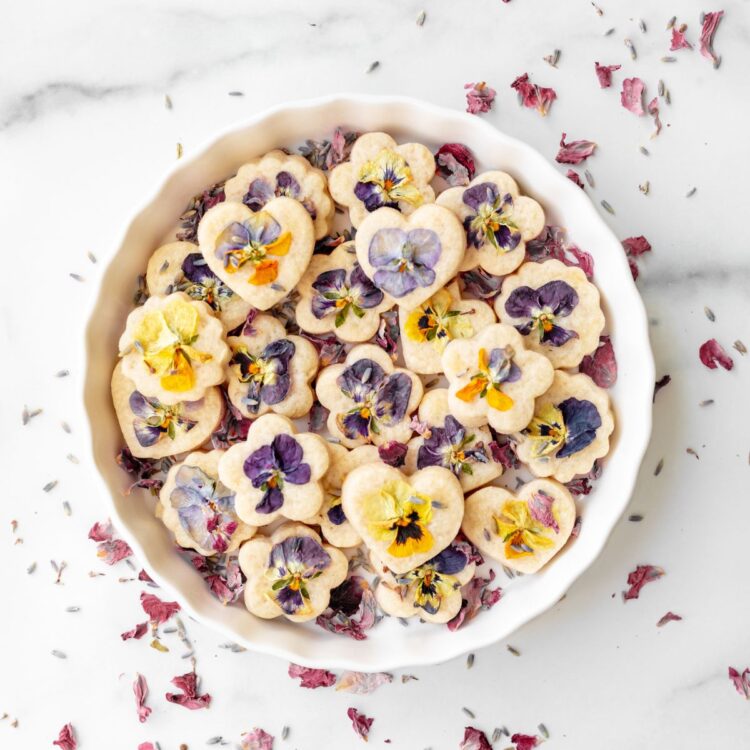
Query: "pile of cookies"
112 131 614 628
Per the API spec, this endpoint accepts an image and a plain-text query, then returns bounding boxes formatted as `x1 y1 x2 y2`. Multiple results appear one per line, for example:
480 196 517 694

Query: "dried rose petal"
308 400 329 433
464 82 496 115
647 97 662 137
460 726 493 750
288 663 337 689
488 435 520 470
121 621 148 640
133 673 152 723
556 133 597 165
566 170 585 189
729 667 750 699
621 77 646 116
565 461 602 497
699 339 734 371
511 734 540 750
241 728 275 750
435 143 476 186
511 73 557 116
141 592 180 624
185 551 245 605
347 707 374 741
623 564 665 601
670 24 693 50
622 235 652 280
579 335 617 388
447 570 502 631
594 62 621 88
53 723 77 750
165 671 211 710
96 538 133 565
317 576 379 640
526 225 594 278
336 671 393 695
459 268 503 300
138 569 154 583
377 441 408 467
138 744 156 750
88 520 113 542
657 611 683 627
373 311 400 361
699 11 724 66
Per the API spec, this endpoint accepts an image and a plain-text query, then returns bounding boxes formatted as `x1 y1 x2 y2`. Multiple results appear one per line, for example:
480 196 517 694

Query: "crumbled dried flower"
316 576 379 640
647 97 662 137
556 133 597 165
623 564 665 601
165 670 211 710
621 235 652 280
511 73 557 116
653 374 672 400
241 728 275 750
347 707 374 741
288 663 336 689
464 82 497 115
566 170 585 189
447 570 502 631
511 733 540 750
657 611 683 627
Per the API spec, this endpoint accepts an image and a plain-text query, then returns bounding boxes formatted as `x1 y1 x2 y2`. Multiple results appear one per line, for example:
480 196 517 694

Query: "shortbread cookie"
315 344 423 448
238 523 348 622
462 479 576 574
145 240 252 330
399 281 496 374
355 205 466 308
404 389 501 492
328 132 436 227
119 292 230 405
443 323 554 434
495 259 605 368
111 362 223 459
515 371 614 483
341 463 464 574
223 150 334 240
159 450 256 555
437 171 545 276
226 314 317 419
218 414 330 526
372 543 476 624
197 198 315 310
294 242 394 342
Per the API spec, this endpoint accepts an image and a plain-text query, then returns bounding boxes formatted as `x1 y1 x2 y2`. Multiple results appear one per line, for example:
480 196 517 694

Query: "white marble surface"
1 1 749 748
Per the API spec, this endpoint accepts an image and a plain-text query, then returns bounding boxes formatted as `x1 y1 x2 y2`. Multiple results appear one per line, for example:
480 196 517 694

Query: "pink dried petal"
347 707 374 741
594 61 621 88
621 77 646 116
623 235 653 255
567 245 595 279
566 170 585 189
133 673 152 723
447 569 502 631
377 441 408 467
460 726 492 750
511 734 540 750
138 744 156 750
511 73 557 116
729 667 750 699
464 82 496 115
435 143 476 187
408 415 432 438
316 576 378 640
88 520 113 542
53 723 77 750
165 671 211 710
647 97 662 137
699 339 734 370
623 564 665 601
288 663 336 689
556 133 597 165
565 461 602 497
489 436 519 469
121 621 148 641
96 538 133 565
579 335 617 388
140 592 180 624
670 24 693 50
241 728 275 750
657 611 683 627
138 568 154 583
336 671 393 695
528 490 559 532
699 11 724 66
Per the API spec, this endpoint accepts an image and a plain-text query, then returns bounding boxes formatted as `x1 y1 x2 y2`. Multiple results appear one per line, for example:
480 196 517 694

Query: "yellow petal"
486 387 514 412
163 297 199 341
404 308 428 342
159 348 195 392
265 230 292 257
456 377 486 403
133 311 175 355
249 259 279 286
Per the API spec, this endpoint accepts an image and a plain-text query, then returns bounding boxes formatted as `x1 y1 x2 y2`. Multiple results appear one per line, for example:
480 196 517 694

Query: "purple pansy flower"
170 465 239 553
244 434 312 514
243 172 317 219
525 397 602 458
368 228 441 298
311 263 384 327
417 415 488 477
505 280 580 347
174 253 234 311
215 213 284 271
129 391 197 447
326 497 347 526
463 183 521 251
267 535 331 615
231 339 295 414
335 358 412 440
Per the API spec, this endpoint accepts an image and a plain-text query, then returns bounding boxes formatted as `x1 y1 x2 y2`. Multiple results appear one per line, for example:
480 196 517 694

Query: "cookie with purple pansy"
218 414 330 526
514 371 614 483
145 240 252 330
111 362 223 459
399 280 496 374
226 314 318 420
369 542 476 624
443 323 554 434
118 292 230 405
495 259 605 368
462 479 576 574
437 170 545 276
224 150 334 240
294 242 394 343
315 344 423 448
404 389 501 492
328 132 436 228
238 523 348 622
354 204 466 309
159 450 256 556
197 198 314 310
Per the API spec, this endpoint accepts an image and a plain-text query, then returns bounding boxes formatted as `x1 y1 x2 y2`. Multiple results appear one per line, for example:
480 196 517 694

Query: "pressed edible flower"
464 81 496 115
511 73 557 116
462 182 522 251
556 133 597 165
456 347 521 411
505 280 580 347
494 499 556 558
404 289 474 350
524 398 602 459
394 546 468 614
129 391 197 447
377 440 408 467
174 253 235 311
417 415 488 476
311 263 383 327
230 338 296 413
354 149 423 211
368 227 441 297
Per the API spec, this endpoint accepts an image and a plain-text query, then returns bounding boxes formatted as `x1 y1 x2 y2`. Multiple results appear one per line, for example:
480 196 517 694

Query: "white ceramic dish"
82 94 654 671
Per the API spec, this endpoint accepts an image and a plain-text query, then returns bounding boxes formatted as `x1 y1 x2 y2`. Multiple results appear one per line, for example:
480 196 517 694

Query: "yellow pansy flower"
494 499 555 559
404 289 474 351
356 149 424 209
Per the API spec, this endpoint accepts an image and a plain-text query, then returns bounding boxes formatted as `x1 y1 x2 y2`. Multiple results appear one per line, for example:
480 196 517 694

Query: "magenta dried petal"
88 520 113 542
447 569 502 631
165 671 211 710
140 592 180 624
623 564 665 601
347 707 374 741
670 24 693 51
729 667 750 699
435 143 476 186
656 611 683 627
133 673 152 723
464 82 496 115
121 621 148 641
566 170 585 189
594 61 621 88
699 339 734 371
511 73 557 116
647 97 662 137
556 133 597 165
288 663 337 689
377 440 408 467
699 11 724 66
511 734 540 750
621 77 646 116
579 335 617 388
460 726 493 750
241 728 275 750
53 724 77 750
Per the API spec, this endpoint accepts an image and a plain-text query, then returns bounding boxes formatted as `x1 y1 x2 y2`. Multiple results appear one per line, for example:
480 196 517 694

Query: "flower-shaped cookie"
159 450 256 556
197 198 314 310
437 171 545 276
119 292 230 405
315 344 423 448
219 414 330 526
111 362 223 459
328 132 436 227
226 314 317 420
294 242 394 342
399 281 496 374
341 463 464 574
515 371 614 483
145 240 251 330
443 323 554 434
495 259 605 368
238 523 348 622
404 389 501 492
355 205 466 308
224 150 334 240
372 543 476 624
462 479 576 574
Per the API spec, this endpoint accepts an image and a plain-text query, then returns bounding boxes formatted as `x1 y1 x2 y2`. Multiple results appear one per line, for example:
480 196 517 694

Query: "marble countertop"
1 0 748 748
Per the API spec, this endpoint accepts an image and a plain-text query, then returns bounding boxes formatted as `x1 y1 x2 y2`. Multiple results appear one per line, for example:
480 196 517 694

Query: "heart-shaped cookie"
341 463 464 574
354 204 466 309
462 479 576 574
197 197 314 310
